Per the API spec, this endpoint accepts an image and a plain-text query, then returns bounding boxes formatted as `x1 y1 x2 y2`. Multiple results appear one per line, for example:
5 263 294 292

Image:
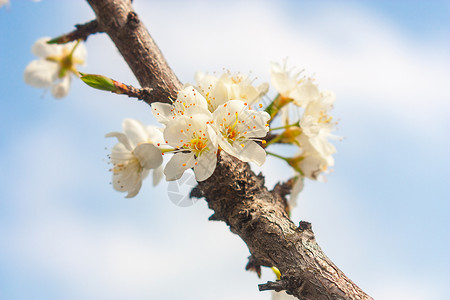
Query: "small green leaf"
80 74 117 92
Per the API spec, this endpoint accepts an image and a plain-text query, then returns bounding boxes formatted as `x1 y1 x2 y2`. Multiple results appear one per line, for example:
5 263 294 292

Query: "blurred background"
1 0 449 299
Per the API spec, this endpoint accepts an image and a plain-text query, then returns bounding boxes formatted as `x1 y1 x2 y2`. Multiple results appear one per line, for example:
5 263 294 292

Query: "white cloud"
134 0 449 136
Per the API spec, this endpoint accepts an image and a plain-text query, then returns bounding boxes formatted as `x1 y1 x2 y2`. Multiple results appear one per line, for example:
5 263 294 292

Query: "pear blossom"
195 71 268 112
299 91 339 159
151 86 210 125
289 134 334 181
210 100 270 166
106 119 165 198
163 112 218 182
270 60 319 108
24 37 86 98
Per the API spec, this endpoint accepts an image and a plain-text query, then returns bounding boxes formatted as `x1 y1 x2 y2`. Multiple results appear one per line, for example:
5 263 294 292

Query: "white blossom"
24 37 86 98
270 60 319 107
195 71 268 112
290 134 334 181
151 86 210 125
106 119 165 198
163 112 218 182
299 91 339 159
210 100 270 165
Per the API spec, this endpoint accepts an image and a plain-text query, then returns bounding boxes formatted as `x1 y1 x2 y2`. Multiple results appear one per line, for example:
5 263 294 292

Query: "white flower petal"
31 37 61 58
24 59 59 88
111 159 148 198
109 143 134 162
236 140 267 166
152 165 164 186
213 100 269 138
164 152 196 181
105 132 133 151
133 143 163 169
122 118 149 149
289 175 304 209
172 86 210 116
164 113 212 147
291 80 319 107
72 42 87 64
51 76 71 99
206 124 219 148
298 153 330 180
151 102 175 125
194 150 217 181
124 180 142 198
208 80 229 110
146 125 165 145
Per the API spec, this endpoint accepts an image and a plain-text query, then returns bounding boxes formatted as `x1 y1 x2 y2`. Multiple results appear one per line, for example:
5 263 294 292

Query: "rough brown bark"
86 1 373 299
87 0 182 104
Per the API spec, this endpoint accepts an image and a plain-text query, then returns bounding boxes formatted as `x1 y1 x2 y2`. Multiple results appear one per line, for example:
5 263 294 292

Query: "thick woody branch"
87 0 181 103
49 20 102 44
86 1 372 299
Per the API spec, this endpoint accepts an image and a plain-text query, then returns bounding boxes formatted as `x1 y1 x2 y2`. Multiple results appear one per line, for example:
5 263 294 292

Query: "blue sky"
1 1 449 299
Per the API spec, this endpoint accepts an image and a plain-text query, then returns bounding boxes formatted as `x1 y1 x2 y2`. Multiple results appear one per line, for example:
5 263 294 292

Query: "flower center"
318 111 332 124
111 156 141 175
187 135 208 157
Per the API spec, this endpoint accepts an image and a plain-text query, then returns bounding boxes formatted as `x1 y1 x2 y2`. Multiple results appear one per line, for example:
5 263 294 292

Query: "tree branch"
87 0 182 103
86 1 373 299
49 20 102 44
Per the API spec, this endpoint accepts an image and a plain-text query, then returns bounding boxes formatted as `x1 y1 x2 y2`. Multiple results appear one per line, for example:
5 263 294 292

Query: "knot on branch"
298 221 312 231
190 186 204 199
126 12 140 29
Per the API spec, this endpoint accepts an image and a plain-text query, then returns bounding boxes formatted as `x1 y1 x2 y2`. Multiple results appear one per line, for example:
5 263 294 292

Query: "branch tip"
258 280 286 292
49 19 102 44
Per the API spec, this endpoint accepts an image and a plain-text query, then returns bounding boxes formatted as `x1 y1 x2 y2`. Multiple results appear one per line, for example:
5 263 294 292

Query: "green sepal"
47 36 67 44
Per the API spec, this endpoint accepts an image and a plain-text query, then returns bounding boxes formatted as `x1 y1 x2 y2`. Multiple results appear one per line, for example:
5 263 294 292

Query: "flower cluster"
268 60 339 206
102 64 337 199
24 37 86 98
105 119 166 198
104 72 270 197
153 73 271 182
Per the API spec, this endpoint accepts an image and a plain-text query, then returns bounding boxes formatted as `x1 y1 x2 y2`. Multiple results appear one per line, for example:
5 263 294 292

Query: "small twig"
113 82 155 103
259 280 287 292
48 20 103 44
80 73 156 104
